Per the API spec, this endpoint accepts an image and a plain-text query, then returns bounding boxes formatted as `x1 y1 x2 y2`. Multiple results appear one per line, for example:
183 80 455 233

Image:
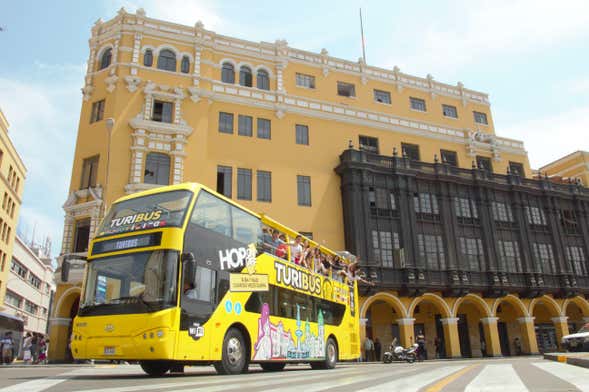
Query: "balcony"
339 148 589 197
361 266 589 298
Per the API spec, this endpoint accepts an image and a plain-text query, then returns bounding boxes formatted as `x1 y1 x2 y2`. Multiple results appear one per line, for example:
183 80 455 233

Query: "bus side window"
277 289 293 319
190 192 232 237
231 206 262 245
184 266 216 303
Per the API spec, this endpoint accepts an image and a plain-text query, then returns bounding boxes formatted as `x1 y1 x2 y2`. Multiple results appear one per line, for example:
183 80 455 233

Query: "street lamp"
104 118 115 214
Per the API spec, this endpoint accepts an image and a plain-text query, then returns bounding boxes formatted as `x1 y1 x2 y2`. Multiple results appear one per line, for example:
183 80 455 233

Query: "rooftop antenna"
359 8 367 63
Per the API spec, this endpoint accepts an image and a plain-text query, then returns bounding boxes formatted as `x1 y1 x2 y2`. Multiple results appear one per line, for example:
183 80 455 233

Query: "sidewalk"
543 352 589 369
1 360 98 368
354 354 543 364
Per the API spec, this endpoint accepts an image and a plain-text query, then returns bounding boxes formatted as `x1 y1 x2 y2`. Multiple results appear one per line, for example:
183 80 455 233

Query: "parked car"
562 323 589 352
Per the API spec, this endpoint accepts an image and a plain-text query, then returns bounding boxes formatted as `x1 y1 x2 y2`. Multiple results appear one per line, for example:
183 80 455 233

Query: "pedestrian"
416 330 426 361
22 332 33 364
514 337 522 356
38 336 47 364
434 336 440 359
1 331 14 364
480 339 487 357
374 338 382 361
364 336 374 362
31 333 39 364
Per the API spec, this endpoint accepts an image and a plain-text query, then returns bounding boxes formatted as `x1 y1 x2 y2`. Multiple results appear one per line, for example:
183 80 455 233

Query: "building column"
48 317 72 362
396 318 415 348
480 317 502 357
359 318 368 361
517 316 539 354
552 316 569 350
440 317 462 358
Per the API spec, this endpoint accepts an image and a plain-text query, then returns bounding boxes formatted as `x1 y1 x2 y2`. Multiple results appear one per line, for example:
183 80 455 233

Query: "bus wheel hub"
227 337 242 364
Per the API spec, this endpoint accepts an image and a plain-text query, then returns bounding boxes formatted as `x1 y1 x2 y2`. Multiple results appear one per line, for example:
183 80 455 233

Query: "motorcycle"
383 343 418 363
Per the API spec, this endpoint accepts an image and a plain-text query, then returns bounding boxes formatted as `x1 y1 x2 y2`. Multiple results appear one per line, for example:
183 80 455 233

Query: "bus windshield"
97 190 193 237
79 250 178 316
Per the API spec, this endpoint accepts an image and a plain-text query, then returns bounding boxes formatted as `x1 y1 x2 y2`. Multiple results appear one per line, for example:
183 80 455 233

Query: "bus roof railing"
260 213 354 265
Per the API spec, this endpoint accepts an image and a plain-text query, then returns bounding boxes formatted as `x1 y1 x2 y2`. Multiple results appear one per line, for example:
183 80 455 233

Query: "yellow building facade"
0 108 27 309
50 8 589 361
540 151 589 186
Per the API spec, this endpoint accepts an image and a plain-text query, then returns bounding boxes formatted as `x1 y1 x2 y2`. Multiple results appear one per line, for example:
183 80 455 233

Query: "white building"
2 235 55 334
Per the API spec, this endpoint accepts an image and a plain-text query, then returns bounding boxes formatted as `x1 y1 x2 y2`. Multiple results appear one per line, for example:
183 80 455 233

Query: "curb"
1 364 97 369
543 352 589 369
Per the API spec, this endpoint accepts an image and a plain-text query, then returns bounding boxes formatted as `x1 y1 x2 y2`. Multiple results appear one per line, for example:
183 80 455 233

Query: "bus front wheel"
140 360 171 377
310 337 338 370
260 362 286 371
215 327 249 375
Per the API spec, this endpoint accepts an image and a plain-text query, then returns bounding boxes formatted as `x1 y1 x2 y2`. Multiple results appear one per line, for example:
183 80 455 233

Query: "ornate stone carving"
188 86 200 102
105 75 119 93
124 76 141 92
81 85 94 101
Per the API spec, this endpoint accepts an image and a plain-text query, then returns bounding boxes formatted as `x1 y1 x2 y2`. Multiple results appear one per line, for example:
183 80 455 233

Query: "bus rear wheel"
140 360 171 377
310 337 338 370
215 327 249 375
260 362 286 371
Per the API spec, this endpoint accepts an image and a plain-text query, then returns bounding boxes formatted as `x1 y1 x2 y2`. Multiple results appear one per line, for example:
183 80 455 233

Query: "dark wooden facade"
336 148 589 298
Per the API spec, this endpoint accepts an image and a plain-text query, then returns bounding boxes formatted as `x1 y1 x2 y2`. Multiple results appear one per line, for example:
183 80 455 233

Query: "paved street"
0 357 588 392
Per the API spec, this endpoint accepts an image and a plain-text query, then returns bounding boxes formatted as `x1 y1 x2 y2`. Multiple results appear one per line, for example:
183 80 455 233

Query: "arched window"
144 152 170 185
257 69 270 90
157 49 177 72
99 48 112 70
144 49 153 67
180 55 190 73
239 66 252 87
221 62 235 83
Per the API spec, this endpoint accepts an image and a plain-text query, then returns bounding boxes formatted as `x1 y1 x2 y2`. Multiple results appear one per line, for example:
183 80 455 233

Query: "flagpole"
360 8 366 63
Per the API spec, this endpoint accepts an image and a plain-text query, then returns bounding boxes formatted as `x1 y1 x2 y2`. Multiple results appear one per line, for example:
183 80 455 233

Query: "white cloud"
502 105 589 169
562 77 589 95
380 0 589 76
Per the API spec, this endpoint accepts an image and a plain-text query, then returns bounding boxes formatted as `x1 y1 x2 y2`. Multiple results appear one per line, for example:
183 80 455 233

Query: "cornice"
129 117 193 136
63 199 102 213
539 150 588 171
124 183 161 195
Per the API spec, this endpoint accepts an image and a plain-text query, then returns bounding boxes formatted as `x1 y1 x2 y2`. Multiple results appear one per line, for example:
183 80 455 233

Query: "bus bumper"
71 328 176 361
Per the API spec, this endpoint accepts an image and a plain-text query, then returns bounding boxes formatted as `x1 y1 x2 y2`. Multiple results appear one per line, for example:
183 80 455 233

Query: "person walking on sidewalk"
364 336 374 362
22 333 33 364
1 332 14 364
416 330 427 361
374 338 382 362
38 336 47 364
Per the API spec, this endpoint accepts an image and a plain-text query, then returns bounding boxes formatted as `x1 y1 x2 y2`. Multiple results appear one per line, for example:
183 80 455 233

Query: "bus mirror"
182 252 196 279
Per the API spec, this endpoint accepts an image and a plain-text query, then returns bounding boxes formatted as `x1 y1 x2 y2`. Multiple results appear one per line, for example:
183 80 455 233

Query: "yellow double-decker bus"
71 183 359 376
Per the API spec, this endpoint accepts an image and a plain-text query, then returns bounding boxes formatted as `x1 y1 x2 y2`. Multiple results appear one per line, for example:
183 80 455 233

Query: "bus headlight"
157 330 164 338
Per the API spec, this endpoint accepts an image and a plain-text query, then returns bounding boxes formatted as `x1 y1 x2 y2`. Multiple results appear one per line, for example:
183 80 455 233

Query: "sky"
1 0 588 257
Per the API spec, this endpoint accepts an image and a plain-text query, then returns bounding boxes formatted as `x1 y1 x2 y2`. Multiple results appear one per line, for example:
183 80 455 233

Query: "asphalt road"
0 357 587 392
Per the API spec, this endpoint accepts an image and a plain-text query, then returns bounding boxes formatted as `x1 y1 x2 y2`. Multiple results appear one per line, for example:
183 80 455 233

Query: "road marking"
0 369 79 392
76 366 369 392
425 364 479 392
272 366 420 392
465 364 528 391
355 365 466 392
532 361 589 391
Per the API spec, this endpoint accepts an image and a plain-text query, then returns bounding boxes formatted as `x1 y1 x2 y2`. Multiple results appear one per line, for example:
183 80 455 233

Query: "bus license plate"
104 346 116 355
